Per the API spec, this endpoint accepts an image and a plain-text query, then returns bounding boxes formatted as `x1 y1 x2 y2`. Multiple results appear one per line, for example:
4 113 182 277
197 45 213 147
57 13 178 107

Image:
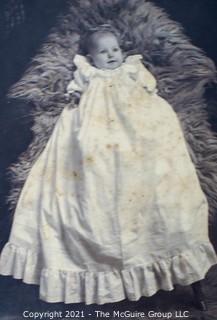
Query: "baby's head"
84 27 123 70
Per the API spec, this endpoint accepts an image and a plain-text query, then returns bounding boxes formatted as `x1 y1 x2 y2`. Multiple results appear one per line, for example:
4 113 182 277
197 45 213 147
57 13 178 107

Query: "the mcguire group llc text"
22 309 190 319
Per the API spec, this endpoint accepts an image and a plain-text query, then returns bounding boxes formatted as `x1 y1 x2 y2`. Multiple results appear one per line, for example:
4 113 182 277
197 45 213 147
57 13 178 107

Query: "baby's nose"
108 51 114 58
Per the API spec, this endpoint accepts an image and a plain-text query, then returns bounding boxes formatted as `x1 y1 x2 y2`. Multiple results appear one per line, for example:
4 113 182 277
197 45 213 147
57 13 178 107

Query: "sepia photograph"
0 1 217 319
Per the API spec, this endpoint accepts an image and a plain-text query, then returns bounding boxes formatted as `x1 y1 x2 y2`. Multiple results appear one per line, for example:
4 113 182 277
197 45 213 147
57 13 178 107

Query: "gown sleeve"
126 55 157 94
66 69 87 94
66 54 95 94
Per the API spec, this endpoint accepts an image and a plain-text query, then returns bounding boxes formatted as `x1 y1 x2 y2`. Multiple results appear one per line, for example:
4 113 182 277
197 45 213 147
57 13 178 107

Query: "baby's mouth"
108 60 117 64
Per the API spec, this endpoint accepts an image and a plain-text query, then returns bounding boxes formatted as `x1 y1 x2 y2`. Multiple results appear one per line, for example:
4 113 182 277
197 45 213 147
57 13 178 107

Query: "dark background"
0 1 217 318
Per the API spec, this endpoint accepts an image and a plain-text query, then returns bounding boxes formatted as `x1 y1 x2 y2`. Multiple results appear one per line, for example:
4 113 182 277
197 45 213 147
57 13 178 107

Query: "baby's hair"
80 24 121 55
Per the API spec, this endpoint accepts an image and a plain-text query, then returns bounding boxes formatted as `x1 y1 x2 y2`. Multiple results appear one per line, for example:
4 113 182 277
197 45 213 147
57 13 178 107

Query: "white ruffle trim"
0 242 216 305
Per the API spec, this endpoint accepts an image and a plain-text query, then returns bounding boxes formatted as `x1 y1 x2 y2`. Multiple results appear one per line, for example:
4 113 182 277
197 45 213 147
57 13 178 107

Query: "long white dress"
0 54 216 305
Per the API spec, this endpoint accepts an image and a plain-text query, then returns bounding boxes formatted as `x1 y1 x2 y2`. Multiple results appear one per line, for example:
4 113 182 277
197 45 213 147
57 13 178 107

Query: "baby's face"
89 33 123 70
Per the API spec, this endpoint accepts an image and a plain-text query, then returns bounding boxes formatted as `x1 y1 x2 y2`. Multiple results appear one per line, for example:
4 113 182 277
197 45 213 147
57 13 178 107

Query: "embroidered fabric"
67 54 157 93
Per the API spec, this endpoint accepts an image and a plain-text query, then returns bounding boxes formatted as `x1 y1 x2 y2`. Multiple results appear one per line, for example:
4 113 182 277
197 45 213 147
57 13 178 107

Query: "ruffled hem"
0 242 216 305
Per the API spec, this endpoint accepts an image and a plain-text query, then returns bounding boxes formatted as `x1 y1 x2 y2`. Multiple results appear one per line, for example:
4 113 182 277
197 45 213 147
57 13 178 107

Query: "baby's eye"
113 47 119 52
99 50 107 54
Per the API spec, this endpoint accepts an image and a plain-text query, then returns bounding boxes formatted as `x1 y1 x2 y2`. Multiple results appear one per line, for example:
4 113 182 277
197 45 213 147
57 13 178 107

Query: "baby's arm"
128 57 157 94
65 69 88 101
137 63 158 94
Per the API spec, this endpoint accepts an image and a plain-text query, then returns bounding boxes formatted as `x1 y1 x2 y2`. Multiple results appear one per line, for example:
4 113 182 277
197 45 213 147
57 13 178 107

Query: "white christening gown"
0 54 216 305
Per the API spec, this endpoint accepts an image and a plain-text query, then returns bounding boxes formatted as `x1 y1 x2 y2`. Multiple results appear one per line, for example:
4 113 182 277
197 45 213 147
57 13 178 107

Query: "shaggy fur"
6 0 217 230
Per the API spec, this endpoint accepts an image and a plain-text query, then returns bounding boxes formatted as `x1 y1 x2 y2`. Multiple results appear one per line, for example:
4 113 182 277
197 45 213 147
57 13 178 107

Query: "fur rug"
6 0 217 231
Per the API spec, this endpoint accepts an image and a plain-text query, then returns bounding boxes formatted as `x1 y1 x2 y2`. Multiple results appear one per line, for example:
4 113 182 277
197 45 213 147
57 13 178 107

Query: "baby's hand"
73 91 82 99
144 86 158 95
64 91 81 102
